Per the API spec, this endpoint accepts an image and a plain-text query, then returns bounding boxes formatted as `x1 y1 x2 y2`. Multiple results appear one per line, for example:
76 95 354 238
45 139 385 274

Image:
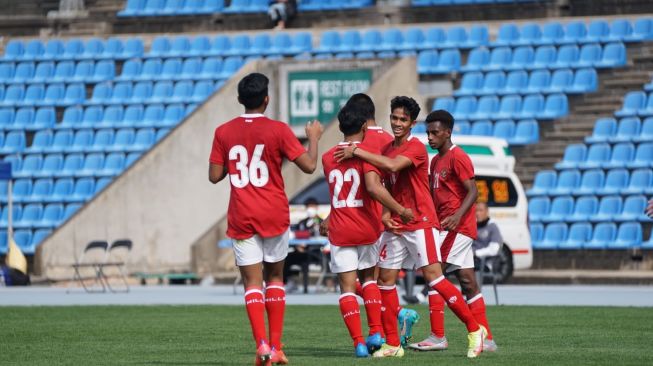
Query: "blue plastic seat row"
298 0 373 11
454 68 597 97
0 60 115 84
529 194 651 224
615 91 653 117
528 167 653 197
315 26 488 54
53 105 190 130
0 228 56 255
87 80 223 105
531 222 646 250
554 142 653 170
416 50 461 74
0 107 56 131
415 118 539 145
433 94 568 120
492 19 653 47
144 33 311 58
0 178 112 207
0 203 84 231
118 0 225 16
0 83 85 107
585 117 653 144
462 43 626 72
3 38 144 61
117 57 243 81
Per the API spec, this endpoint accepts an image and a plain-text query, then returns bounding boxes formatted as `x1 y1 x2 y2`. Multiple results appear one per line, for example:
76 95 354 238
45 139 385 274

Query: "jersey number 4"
229 144 269 188
329 168 363 209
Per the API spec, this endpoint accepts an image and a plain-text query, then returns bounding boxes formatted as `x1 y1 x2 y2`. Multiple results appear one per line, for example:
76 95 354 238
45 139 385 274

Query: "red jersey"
364 126 394 151
429 145 477 239
322 142 383 246
382 136 439 231
209 114 306 240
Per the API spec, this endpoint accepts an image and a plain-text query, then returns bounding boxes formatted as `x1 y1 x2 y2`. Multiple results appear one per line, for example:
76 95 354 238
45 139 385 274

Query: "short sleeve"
279 123 306 161
453 149 475 181
359 145 381 176
209 127 225 165
399 139 426 167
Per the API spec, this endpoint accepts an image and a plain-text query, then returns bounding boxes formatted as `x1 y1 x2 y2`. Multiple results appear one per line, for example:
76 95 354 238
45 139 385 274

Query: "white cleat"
483 338 498 352
408 335 448 351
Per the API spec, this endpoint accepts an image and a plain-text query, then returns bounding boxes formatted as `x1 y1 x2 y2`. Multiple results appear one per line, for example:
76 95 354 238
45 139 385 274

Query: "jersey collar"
338 141 361 145
450 144 457 151
240 113 265 118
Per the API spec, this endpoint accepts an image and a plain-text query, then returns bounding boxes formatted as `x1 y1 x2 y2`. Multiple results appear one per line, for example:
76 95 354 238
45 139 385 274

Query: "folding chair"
69 240 109 293
98 239 132 293
475 243 504 305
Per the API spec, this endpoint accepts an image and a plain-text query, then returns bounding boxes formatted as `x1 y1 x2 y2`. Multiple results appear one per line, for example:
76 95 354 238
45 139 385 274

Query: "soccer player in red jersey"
418 109 496 352
322 103 414 358
335 97 487 359
208 73 323 366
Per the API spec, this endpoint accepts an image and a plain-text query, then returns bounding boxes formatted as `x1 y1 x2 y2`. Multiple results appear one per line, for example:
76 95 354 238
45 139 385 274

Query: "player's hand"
646 199 653 219
441 213 462 231
305 120 323 141
334 142 356 163
319 217 329 236
382 216 403 235
399 207 414 224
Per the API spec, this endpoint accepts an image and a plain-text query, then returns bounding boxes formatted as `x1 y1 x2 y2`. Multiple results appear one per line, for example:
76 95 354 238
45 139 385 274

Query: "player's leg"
331 245 368 358
357 244 383 353
408 228 486 358
234 236 271 365
262 231 291 364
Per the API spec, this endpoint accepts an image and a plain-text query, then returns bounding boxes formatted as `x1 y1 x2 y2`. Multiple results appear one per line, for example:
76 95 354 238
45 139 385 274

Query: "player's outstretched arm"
293 120 323 174
365 171 414 224
335 144 412 173
208 163 227 184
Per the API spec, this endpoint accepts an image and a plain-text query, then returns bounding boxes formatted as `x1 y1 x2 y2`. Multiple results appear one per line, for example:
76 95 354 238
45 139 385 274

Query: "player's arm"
441 178 478 231
335 144 412 173
292 120 323 174
208 163 227 184
365 171 414 224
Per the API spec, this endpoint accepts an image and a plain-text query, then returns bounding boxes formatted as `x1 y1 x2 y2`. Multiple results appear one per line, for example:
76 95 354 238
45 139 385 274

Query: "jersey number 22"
329 168 363 209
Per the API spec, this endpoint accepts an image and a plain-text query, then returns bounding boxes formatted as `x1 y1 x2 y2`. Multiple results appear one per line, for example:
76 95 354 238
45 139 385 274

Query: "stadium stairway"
513 41 653 188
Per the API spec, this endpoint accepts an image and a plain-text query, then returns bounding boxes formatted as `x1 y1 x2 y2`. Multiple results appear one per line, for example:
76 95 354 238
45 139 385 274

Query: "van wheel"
495 245 514 284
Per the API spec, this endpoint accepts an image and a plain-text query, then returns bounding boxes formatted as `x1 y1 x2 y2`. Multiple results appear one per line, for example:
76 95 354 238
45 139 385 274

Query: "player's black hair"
304 197 318 206
238 73 269 109
337 104 368 136
425 109 455 131
345 93 375 122
390 96 421 121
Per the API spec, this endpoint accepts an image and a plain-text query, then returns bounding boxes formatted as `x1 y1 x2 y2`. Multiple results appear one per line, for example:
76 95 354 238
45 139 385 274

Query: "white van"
290 135 532 282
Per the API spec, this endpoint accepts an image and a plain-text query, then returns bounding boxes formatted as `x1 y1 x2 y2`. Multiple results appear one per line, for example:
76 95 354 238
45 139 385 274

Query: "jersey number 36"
229 144 269 188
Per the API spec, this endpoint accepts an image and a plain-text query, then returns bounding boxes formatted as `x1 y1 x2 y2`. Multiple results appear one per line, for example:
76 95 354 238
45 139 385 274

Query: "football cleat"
270 347 288 364
398 308 420 346
372 343 405 358
483 339 498 352
408 335 448 351
355 343 370 358
467 325 487 358
255 342 272 366
365 332 383 353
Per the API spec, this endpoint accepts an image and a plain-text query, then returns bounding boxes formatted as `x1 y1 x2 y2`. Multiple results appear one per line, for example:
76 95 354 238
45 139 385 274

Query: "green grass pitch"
0 305 650 365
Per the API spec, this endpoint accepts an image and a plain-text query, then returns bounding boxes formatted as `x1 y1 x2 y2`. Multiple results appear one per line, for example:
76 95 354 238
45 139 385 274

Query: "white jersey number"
329 168 364 209
229 144 269 188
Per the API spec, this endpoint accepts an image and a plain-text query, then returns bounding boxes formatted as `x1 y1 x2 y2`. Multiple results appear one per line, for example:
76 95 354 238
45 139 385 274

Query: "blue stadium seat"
560 222 592 249
90 60 115 83
577 143 610 170
432 49 460 73
125 152 142 167
186 36 210 57
607 19 633 42
127 128 155 152
634 117 653 142
13 154 42 178
217 56 242 79
567 68 598 94
62 203 81 221
35 153 63 178
155 128 171 141
160 0 184 15
80 38 104 60
492 119 515 141
13 230 33 254
585 222 616 249
483 47 511 71
12 179 33 203
479 71 505 96
470 96 499 120
197 57 222 80
516 23 542 46
0 63 15 82
122 38 145 59
68 177 95 202
592 195 622 222
495 95 521 119
629 142 653 168
175 58 202 80
98 153 126 177
79 106 104 129
625 18 653 42
3 40 24 61
536 22 565 46
25 179 53 203
20 85 44 107
141 0 166 15
88 82 112 105
0 130 26 154
616 91 646 118
577 43 602 67
543 68 573 94
57 154 84 177
615 195 648 222
335 30 360 53
530 45 557 70
2 84 25 106
508 46 534 71
575 169 605 196
379 28 404 52
562 21 587 44
529 222 544 248
141 104 164 127
167 81 193 104
67 129 94 153
119 0 146 16
248 33 272 55
150 81 173 103
453 120 470 135
32 62 54 83
585 20 610 43
417 50 438 74
454 72 483 97
190 80 215 102
400 28 425 51
117 59 142 81
422 27 446 50
519 94 545 119
39 83 64 107
26 130 53 154
51 61 74 83
494 23 520 46
39 40 64 61
226 35 251 57
549 169 581 196
0 108 13 129
609 222 642 249
469 120 492 136
58 106 83 129
45 179 70 204
586 118 616 144
89 129 115 152
16 203 43 229
499 71 528 95
22 41 44 61
601 142 635 169
536 223 567 250
60 39 84 60
526 70 550 94
442 26 469 49
207 35 229 57
95 177 113 193
62 83 86 105
357 30 382 53
122 104 144 126
568 195 598 222
0 205 21 228
541 195 574 223
460 48 489 72
554 45 579 69
75 153 104 177
107 128 135 152
540 93 568 119
527 170 556 196
162 104 184 126
11 62 35 83
452 96 476 120
130 81 153 104
623 168 653 195
528 196 550 222
45 130 73 154
595 42 627 68
137 58 163 81
35 204 63 229
31 107 55 130
100 37 123 59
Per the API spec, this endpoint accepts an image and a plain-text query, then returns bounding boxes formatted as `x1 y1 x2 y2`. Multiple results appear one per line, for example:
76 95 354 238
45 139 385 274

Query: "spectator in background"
284 197 324 291
473 202 503 258
646 198 653 219
268 0 297 30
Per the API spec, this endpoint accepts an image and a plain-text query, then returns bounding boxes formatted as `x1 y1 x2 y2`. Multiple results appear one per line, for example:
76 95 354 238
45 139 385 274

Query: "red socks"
244 286 268 347
379 285 401 346
339 293 364 346
468 294 493 340
265 282 286 350
429 276 479 333
361 281 384 337
428 290 446 338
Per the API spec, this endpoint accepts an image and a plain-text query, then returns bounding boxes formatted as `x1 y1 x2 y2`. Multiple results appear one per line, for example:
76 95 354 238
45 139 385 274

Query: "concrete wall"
192 57 420 276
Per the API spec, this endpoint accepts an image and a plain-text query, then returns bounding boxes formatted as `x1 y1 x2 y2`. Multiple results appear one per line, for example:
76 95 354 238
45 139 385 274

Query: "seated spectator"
268 0 296 30
284 197 324 291
473 202 503 258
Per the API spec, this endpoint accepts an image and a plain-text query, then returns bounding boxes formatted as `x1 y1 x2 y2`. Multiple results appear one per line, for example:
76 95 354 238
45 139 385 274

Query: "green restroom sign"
288 69 372 125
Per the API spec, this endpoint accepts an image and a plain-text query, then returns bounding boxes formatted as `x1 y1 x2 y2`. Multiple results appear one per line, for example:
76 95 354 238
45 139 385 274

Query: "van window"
476 175 518 207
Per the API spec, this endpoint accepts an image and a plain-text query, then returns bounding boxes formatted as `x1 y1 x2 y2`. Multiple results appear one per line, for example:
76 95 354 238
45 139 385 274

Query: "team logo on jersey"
448 296 457 304
440 169 449 180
